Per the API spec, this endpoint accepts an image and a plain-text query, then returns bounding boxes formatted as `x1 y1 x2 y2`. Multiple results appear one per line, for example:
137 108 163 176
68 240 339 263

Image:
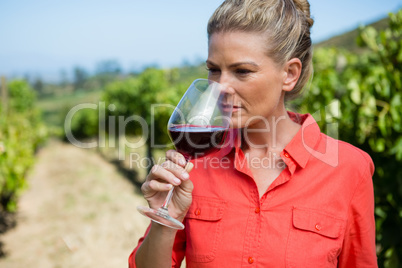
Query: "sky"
1 0 401 81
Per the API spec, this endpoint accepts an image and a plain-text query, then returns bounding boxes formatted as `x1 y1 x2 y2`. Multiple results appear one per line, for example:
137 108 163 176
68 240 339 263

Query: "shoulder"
319 133 374 178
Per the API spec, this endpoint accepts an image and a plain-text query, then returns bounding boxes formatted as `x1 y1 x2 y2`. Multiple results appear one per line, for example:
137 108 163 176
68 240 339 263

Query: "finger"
165 150 187 167
177 162 194 192
148 165 183 186
160 161 190 181
141 179 172 195
184 162 194 173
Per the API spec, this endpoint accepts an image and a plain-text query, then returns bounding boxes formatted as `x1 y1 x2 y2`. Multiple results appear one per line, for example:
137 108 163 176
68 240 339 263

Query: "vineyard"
0 80 47 213
0 9 401 268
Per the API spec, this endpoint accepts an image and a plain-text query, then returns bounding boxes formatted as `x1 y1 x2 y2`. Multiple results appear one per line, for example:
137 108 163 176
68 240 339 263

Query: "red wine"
168 125 228 160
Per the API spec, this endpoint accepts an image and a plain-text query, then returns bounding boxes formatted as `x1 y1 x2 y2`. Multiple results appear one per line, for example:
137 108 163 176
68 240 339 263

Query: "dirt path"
0 140 150 268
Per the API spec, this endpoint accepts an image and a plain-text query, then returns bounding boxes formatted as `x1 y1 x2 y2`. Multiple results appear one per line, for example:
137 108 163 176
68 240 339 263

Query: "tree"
32 77 44 95
59 69 69 88
96 59 122 75
95 60 123 88
73 66 88 91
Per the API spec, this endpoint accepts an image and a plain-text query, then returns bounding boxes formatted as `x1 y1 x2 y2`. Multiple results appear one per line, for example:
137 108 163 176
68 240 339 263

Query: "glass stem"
161 187 174 210
160 162 191 211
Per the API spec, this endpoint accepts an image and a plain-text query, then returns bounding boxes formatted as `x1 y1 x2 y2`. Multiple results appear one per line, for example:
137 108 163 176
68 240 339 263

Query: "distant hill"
314 17 389 53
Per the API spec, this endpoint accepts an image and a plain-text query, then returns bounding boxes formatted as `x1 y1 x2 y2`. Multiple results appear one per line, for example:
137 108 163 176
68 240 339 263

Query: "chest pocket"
184 196 226 263
286 207 346 268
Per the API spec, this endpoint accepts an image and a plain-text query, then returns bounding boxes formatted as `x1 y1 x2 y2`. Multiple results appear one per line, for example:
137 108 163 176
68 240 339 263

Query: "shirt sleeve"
128 222 187 268
338 157 377 267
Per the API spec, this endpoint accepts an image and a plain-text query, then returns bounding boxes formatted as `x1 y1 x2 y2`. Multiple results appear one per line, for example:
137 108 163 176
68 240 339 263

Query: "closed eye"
236 69 252 75
206 67 221 74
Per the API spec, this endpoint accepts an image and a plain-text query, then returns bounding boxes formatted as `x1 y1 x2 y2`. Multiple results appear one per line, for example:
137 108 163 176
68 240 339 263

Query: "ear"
282 58 302 92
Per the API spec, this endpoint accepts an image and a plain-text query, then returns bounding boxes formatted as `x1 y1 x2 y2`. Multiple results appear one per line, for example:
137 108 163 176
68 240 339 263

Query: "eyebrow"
206 60 259 68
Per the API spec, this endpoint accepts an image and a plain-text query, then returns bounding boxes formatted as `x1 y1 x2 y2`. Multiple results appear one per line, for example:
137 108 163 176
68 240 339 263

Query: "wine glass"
137 79 233 229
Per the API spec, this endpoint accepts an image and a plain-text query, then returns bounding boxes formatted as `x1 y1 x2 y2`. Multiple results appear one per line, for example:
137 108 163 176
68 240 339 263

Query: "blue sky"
1 0 401 81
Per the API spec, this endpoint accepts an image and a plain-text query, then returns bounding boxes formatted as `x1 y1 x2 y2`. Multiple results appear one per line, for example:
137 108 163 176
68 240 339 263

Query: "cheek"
243 88 268 107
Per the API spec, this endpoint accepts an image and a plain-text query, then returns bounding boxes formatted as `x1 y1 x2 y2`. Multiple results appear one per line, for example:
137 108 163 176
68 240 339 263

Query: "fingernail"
179 159 186 166
186 162 194 172
182 172 189 179
174 178 181 184
166 184 173 189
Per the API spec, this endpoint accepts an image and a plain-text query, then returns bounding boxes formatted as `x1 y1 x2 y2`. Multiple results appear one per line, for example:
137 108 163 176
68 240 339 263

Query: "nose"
214 79 235 108
221 85 235 95
216 73 235 95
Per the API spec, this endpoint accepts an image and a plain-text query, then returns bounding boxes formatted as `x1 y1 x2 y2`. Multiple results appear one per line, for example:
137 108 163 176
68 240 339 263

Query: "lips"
232 105 242 110
219 103 242 113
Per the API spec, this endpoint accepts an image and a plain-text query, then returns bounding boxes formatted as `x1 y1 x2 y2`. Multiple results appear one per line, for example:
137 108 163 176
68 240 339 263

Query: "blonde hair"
207 0 314 100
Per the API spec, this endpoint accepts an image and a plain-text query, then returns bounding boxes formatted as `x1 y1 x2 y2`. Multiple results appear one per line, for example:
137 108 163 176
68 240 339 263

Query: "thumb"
180 162 194 192
185 162 194 173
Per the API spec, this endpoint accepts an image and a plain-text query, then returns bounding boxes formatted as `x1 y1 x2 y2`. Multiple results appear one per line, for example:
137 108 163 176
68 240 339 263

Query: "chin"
229 117 246 129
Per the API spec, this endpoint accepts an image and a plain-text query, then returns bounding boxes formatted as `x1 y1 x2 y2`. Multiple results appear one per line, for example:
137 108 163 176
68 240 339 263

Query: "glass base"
137 206 185 230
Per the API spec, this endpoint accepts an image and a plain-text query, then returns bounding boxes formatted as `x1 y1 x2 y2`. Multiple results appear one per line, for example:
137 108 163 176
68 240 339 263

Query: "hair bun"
292 0 314 28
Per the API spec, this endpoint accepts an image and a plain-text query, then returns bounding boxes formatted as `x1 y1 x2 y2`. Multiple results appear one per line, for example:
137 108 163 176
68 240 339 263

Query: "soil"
0 139 150 268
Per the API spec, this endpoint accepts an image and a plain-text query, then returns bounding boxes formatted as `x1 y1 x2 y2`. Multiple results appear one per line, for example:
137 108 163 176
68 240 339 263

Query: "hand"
141 150 194 221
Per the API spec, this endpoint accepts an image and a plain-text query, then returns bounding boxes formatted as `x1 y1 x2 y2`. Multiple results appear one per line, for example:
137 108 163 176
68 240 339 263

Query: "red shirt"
129 112 377 267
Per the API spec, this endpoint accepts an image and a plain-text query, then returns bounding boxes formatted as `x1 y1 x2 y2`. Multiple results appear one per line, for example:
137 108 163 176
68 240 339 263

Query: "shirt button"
195 209 201 216
284 152 290 158
255 208 260 213
315 224 321 231
248 257 254 264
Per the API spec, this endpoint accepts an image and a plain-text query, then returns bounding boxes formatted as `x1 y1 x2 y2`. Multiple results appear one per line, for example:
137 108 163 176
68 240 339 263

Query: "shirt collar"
218 112 321 170
284 112 321 169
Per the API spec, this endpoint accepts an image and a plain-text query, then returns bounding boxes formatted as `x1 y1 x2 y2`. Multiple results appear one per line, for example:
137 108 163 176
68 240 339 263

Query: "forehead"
209 31 267 49
207 31 274 65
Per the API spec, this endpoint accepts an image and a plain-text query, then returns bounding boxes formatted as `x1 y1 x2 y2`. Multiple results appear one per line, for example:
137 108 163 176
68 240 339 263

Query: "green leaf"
348 79 361 104
360 26 379 51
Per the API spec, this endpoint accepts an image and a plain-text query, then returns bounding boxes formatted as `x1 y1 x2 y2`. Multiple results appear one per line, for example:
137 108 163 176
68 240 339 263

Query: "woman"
130 0 377 267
